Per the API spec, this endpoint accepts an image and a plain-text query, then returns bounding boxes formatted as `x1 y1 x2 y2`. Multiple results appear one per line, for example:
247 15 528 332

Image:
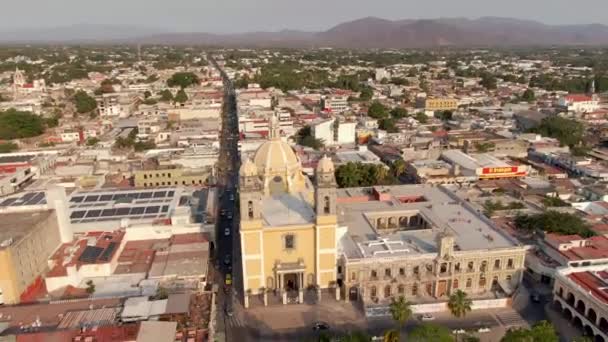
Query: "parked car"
312 322 330 331
224 254 231 265
225 273 232 285
420 313 435 321
224 228 230 236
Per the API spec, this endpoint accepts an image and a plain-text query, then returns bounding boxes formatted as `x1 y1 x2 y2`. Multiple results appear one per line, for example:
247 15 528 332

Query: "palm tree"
383 329 400 342
448 289 473 318
389 296 413 332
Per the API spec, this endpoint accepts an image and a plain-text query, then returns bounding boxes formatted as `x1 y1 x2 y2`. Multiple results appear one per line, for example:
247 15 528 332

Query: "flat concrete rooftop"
0 210 53 247
337 185 519 260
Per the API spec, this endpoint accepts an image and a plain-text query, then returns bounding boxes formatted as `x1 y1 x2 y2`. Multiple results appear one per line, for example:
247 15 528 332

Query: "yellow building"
0 210 61 305
134 166 211 188
423 98 458 112
239 116 338 307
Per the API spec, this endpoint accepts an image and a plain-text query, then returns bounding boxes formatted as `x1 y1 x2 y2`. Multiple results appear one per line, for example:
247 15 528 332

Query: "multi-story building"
134 166 211 188
417 96 458 112
311 118 357 146
321 95 349 113
338 185 527 314
558 94 600 114
553 265 608 342
97 93 137 118
0 210 61 304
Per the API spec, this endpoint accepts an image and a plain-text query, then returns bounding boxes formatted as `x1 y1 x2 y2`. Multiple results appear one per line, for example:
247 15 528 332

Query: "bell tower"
239 158 263 224
314 155 337 222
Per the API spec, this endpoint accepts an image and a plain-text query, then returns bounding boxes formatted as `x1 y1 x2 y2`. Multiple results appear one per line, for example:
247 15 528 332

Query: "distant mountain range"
2 17 608 48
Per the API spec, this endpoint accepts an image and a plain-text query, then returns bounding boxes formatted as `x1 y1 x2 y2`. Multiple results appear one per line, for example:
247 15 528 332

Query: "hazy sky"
2 0 607 33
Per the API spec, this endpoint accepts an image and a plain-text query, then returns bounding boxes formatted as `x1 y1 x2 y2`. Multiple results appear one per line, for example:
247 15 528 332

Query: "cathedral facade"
238 118 338 307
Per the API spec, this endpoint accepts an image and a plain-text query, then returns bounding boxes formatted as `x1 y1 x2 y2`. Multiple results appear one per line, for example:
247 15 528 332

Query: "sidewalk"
545 303 583 342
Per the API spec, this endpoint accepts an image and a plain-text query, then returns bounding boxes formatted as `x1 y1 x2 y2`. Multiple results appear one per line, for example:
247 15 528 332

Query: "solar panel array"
68 188 177 224
70 205 170 223
70 190 175 206
0 192 46 207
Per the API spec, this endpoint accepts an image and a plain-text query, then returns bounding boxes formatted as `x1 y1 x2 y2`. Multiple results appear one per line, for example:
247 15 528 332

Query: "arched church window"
324 196 330 214
248 201 254 219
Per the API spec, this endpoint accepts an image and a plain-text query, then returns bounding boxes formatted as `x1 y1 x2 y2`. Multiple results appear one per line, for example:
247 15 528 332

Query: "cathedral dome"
253 139 300 175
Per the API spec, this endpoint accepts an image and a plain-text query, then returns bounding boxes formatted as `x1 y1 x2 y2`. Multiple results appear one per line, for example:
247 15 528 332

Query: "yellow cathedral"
238 117 338 307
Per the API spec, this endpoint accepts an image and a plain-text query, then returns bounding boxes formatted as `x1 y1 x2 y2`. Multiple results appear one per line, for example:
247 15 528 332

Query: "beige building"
418 97 458 112
336 185 527 313
239 116 338 308
553 266 608 342
134 166 211 188
0 210 61 304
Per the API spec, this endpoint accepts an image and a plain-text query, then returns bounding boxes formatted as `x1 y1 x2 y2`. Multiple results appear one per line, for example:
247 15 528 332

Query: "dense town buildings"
0 44 607 340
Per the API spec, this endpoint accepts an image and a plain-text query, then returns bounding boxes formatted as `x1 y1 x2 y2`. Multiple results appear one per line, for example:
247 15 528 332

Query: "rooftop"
337 185 519 260
68 187 180 225
262 192 316 227
0 210 54 248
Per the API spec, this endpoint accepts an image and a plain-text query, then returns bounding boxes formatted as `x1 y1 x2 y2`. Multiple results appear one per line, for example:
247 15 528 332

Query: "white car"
420 313 435 321
478 327 491 333
224 228 230 236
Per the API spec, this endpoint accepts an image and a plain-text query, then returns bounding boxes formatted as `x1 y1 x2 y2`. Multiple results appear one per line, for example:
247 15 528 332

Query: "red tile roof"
565 94 593 102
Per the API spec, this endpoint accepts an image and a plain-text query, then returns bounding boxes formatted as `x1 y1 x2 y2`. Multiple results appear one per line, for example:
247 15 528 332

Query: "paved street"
208 58 562 342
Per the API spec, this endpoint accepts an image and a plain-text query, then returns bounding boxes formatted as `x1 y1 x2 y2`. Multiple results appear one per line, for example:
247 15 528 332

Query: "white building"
60 131 81 143
558 94 600 114
311 118 356 146
375 68 391 82
321 95 349 113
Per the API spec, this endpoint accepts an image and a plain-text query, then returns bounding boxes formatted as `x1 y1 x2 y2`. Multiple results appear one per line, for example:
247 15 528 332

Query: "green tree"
134 140 156 152
390 107 408 119
235 74 250 89
435 110 453 121
159 89 173 102
378 118 399 133
174 89 188 103
0 109 45 139
501 321 558 342
541 196 569 208
0 142 18 153
167 72 199 88
414 112 428 124
368 101 388 119
85 280 96 294
383 330 400 342
143 90 152 99
515 211 593 237
391 159 406 178
521 89 536 102
533 117 584 147
295 126 324 150
448 290 473 318
408 323 453 342
359 86 373 101
73 90 97 114
85 137 100 146
480 73 497 90
389 296 412 332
